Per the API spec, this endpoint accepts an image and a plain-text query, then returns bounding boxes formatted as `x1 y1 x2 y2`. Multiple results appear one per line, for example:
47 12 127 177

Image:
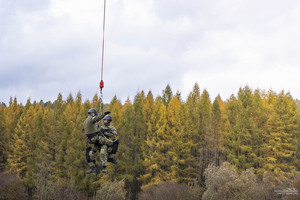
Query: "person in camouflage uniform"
99 115 118 173
83 108 112 173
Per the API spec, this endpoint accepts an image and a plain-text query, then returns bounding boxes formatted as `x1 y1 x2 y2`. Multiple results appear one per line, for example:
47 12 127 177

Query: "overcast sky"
1 0 300 105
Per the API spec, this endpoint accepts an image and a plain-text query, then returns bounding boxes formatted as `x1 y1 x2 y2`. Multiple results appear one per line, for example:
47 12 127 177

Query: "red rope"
100 0 106 94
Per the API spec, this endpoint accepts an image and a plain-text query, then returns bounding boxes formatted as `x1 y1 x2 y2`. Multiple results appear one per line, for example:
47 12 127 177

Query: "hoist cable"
99 0 106 116
100 0 106 85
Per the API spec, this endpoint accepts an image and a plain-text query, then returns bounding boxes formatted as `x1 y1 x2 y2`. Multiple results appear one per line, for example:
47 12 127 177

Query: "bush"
202 162 257 200
282 176 300 200
96 180 126 200
52 181 81 200
34 178 86 200
138 181 200 200
202 162 298 200
0 172 27 200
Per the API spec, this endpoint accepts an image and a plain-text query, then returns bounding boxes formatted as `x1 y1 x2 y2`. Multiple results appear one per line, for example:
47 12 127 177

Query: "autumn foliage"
0 84 299 199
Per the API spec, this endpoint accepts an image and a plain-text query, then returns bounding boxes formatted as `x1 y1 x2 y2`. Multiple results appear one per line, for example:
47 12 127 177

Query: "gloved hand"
104 111 111 115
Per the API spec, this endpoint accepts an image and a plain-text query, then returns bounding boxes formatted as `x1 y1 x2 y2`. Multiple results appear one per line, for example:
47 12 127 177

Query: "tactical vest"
83 116 99 136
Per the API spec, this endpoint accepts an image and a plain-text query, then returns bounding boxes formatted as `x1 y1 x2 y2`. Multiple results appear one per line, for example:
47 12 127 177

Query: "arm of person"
92 111 111 123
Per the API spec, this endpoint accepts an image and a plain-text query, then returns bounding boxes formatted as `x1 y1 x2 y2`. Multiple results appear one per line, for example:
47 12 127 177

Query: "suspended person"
83 108 115 173
98 115 119 173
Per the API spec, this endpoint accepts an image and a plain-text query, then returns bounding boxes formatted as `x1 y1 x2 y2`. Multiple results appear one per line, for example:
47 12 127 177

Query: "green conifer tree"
0 104 6 171
162 84 173 107
295 107 300 171
209 95 226 166
197 89 212 184
116 97 142 200
186 83 201 152
225 94 243 168
34 103 57 199
186 83 202 184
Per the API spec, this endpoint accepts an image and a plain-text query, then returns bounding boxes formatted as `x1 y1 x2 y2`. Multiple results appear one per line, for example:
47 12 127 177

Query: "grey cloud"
0 65 43 87
1 0 300 104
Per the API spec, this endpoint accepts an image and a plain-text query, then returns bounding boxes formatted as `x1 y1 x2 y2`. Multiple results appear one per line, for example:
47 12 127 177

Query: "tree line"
0 83 300 199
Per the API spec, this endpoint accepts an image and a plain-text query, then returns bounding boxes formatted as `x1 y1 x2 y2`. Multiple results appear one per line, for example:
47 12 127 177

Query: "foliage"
138 181 200 200
0 172 27 200
96 180 126 200
203 162 264 200
0 84 299 199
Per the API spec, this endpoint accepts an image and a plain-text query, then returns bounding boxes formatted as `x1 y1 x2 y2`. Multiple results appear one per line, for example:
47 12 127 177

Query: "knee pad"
100 148 106 154
86 147 92 162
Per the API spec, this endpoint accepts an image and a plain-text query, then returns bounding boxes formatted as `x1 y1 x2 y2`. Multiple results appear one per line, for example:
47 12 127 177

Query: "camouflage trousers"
88 135 114 168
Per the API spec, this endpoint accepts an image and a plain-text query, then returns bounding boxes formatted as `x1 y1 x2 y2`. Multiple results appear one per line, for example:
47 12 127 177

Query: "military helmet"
103 115 112 122
88 108 97 115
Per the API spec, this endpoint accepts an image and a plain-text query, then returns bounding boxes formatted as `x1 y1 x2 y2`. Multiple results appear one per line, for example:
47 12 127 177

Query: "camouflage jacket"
82 113 106 136
100 124 118 139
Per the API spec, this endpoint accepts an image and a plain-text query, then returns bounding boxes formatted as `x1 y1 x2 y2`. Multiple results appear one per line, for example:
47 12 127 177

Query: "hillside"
1 85 300 200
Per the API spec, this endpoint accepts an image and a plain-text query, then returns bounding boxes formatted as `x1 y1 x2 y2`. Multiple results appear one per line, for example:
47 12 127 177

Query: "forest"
0 83 300 200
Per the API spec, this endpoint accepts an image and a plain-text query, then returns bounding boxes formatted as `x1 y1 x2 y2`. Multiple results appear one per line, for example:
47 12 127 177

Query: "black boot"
85 166 96 174
102 166 107 173
107 157 118 164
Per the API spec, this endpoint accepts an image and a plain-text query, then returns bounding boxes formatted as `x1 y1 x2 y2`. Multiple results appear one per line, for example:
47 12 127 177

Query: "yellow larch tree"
140 97 168 188
264 91 298 182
